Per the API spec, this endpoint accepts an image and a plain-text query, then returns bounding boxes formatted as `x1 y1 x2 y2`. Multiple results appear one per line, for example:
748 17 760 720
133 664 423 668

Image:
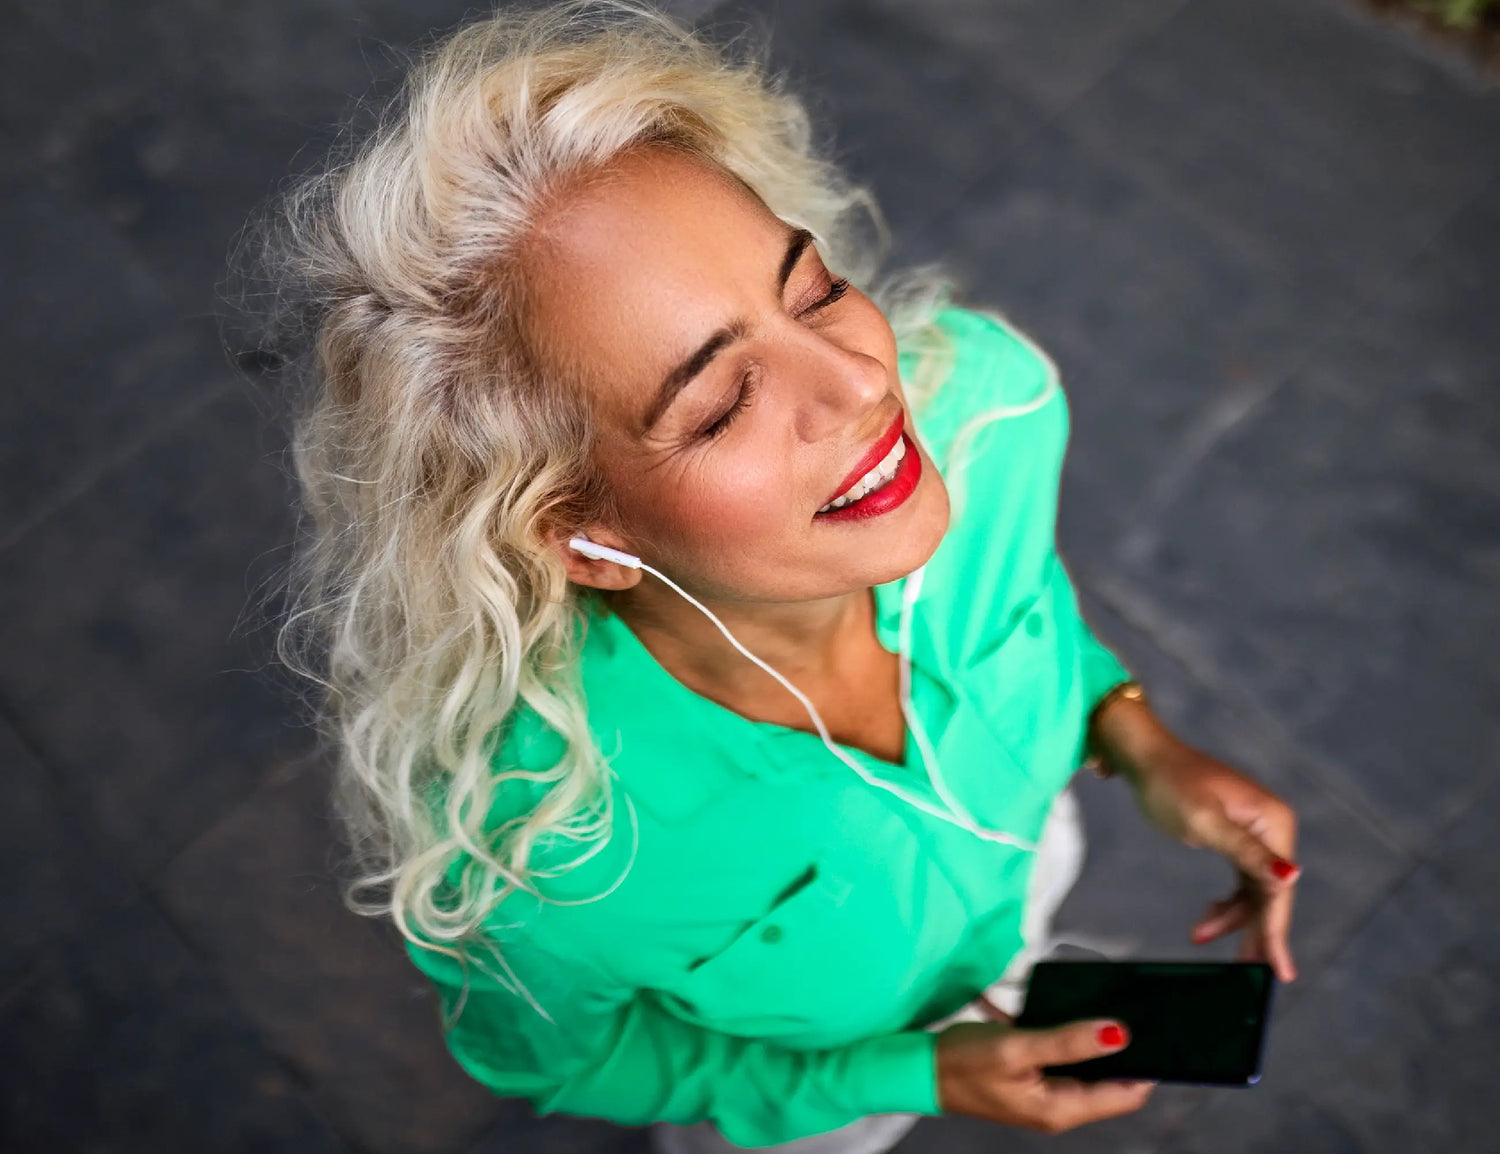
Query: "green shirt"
405 306 1132 1146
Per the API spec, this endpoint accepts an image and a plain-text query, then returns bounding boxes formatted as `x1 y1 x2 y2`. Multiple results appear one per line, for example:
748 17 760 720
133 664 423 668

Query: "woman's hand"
1089 692 1302 982
935 1019 1154 1132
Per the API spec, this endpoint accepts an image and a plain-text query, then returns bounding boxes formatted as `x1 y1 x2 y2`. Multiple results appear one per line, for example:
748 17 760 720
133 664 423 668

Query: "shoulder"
412 694 642 934
899 308 1072 666
904 305 1071 541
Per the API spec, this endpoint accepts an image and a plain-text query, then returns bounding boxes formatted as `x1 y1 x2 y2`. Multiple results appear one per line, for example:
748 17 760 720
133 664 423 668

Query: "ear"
550 526 644 592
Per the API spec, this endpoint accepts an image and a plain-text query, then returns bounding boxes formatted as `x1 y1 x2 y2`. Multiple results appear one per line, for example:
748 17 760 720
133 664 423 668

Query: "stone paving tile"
158 751 505 1154
6 0 477 309
48 84 327 313
704 0 1048 240
1155 861 1499 1153
0 715 135 984
1059 0 1500 297
1102 186 1500 847
16 0 419 122
0 181 220 545
0 386 309 877
1426 777 1500 925
870 0 1189 114
901 123 1311 574
0 895 350 1154
0 8 135 184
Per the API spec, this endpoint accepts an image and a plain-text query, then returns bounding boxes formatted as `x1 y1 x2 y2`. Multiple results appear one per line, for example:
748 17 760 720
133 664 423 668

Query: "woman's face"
527 146 950 604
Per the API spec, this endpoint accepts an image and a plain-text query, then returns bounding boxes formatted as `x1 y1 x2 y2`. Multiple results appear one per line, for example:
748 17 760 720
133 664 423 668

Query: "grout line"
698 0 1200 247
0 380 236 555
0 703 353 1150
900 0 1203 242
1085 566 1418 857
137 741 417 1154
1111 313 1344 571
2 703 357 1148
1049 0 1500 280
0 679 283 940
1217 770 1500 1014
1113 161 1500 566
130 880 362 1153
0 691 163 883
149 737 327 891
1065 611 1488 1151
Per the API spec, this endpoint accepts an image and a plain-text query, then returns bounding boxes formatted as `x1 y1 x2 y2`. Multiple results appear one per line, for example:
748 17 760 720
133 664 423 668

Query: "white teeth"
817 435 906 514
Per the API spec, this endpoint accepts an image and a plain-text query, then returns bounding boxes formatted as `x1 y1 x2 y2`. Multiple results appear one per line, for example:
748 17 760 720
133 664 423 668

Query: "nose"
789 333 890 444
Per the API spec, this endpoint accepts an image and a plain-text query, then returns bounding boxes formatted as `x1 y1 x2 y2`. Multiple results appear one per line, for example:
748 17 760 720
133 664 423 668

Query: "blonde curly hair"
249 0 953 997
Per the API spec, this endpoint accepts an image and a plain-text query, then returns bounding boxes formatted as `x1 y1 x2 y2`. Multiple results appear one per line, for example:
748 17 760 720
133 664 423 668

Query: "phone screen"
1015 960 1276 1085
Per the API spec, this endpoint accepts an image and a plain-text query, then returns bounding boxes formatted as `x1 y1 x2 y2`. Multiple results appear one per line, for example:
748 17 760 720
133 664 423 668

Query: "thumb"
997 1019 1130 1075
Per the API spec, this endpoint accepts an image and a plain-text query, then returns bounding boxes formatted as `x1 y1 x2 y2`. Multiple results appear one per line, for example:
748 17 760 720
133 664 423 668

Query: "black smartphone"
1015 960 1276 1085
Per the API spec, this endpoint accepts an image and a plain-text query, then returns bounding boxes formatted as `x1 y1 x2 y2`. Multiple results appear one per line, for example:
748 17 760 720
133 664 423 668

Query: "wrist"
1082 680 1143 779
1083 681 1182 784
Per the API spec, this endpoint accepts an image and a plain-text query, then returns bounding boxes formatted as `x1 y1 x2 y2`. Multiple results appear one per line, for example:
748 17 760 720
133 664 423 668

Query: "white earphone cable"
569 316 1060 853
638 560 1037 851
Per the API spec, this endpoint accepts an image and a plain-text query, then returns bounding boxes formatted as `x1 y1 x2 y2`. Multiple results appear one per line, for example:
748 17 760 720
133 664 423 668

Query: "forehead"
523 148 791 423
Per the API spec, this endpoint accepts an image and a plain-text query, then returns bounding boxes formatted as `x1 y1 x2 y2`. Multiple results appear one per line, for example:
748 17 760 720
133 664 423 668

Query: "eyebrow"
641 227 816 432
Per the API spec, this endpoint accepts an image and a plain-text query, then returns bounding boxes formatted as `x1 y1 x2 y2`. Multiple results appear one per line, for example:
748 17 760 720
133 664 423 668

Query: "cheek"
845 290 900 368
630 444 801 553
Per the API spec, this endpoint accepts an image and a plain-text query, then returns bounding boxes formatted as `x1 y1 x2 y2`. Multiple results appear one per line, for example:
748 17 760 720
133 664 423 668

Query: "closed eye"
799 276 849 318
700 367 759 440
698 276 849 441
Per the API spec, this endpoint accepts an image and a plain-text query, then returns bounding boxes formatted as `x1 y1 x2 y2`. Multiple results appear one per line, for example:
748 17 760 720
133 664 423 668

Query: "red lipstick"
814 431 922 523
822 412 906 509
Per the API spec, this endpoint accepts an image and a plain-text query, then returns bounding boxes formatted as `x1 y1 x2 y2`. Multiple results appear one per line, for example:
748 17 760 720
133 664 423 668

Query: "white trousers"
650 787 1087 1154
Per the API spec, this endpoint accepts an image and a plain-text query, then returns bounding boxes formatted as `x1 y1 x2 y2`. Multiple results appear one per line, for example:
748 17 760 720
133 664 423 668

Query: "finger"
1232 895 1299 984
975 993 1014 1024
1259 884 1299 983
998 1019 1130 1075
1192 807 1301 891
1032 1077 1155 1132
1190 894 1255 944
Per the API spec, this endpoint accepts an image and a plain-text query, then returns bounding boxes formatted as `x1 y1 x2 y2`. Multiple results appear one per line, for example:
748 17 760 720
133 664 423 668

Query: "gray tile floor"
1 1 1495 1151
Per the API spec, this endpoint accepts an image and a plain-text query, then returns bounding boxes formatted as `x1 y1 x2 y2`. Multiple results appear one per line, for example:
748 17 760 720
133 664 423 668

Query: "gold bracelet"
1082 679 1146 779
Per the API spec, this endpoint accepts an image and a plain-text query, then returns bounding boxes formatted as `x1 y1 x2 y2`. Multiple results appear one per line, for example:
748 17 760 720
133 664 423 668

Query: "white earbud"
569 536 642 569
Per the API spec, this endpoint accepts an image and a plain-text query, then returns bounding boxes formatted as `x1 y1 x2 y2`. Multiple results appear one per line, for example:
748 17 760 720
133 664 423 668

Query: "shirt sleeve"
406 935 942 1147
1074 608 1133 712
914 306 1133 713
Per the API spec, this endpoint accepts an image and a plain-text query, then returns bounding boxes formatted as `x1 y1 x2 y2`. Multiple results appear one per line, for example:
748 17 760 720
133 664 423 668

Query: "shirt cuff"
1078 623 1133 713
841 1030 943 1118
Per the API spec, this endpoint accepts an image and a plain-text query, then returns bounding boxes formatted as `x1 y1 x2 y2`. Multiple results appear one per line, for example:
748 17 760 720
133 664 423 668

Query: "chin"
868 477 951 586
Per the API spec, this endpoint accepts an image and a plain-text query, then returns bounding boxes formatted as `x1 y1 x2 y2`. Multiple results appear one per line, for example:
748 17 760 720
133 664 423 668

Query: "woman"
258 3 1300 1151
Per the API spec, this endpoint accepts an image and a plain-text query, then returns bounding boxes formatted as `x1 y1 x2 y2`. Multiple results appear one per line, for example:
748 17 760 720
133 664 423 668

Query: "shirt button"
1025 612 1044 637
760 925 783 944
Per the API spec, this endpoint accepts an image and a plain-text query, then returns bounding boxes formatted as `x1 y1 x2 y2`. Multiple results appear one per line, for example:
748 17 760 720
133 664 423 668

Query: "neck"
599 576 871 698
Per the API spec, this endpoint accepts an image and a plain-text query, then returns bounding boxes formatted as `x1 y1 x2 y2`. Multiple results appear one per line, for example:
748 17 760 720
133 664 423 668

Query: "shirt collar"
578 578 960 805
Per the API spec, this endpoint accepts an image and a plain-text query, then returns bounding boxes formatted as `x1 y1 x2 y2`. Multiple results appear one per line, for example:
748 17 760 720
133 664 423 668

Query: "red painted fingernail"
1270 859 1300 881
1097 1024 1127 1047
